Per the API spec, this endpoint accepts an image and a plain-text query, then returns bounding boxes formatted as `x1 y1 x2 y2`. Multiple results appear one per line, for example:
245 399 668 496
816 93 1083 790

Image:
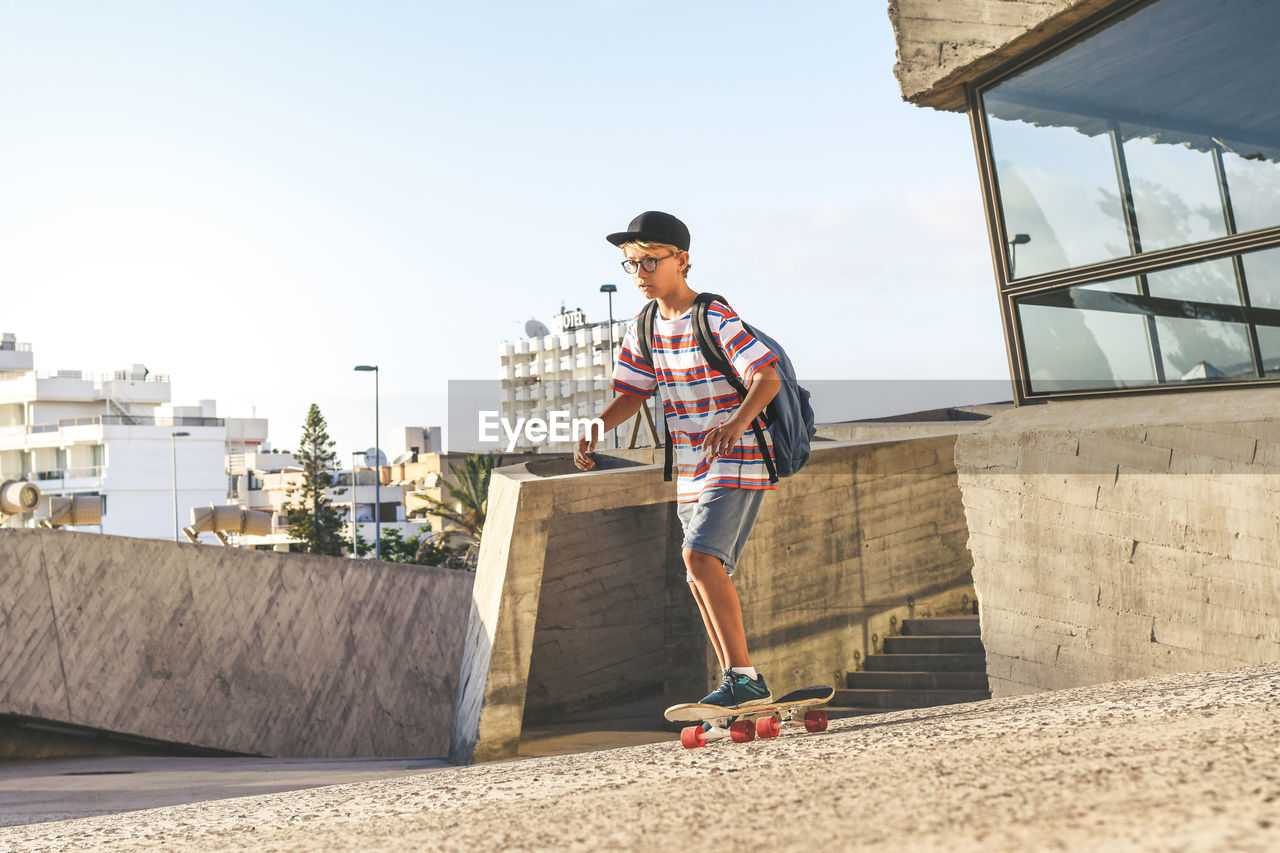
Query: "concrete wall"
738 435 976 689
448 461 673 764
0 529 473 758
450 434 977 764
888 0 1120 110
522 501 675 721
955 389 1280 698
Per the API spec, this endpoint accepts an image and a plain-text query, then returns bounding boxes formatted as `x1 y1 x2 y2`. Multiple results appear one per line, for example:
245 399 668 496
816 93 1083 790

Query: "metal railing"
28 415 224 434
36 371 170 383
32 467 104 483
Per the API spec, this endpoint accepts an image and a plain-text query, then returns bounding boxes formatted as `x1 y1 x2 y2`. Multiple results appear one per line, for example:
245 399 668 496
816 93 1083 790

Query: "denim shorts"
677 486 766 582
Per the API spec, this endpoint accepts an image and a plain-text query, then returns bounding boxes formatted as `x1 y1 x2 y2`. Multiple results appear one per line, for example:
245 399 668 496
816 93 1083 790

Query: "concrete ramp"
0 529 473 758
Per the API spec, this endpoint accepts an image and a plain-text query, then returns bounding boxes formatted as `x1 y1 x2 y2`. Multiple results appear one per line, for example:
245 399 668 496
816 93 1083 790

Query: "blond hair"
621 240 691 280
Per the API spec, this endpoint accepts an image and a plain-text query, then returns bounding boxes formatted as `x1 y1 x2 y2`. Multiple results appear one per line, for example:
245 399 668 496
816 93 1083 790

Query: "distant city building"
0 334 262 540
229 457 415 551
227 426 449 552
394 425 442 463
498 306 659 451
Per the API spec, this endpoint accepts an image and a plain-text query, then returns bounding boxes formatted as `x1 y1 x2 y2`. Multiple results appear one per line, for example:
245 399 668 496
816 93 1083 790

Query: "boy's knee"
683 548 726 581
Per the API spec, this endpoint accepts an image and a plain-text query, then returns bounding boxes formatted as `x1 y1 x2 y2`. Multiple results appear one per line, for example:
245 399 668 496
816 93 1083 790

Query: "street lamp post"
1008 233 1031 279
350 450 362 558
170 430 190 542
354 364 381 560
600 284 618 448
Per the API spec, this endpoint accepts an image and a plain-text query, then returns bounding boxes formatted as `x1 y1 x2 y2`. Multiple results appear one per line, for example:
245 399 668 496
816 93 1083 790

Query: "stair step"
864 653 987 672
847 670 989 691
901 617 981 636
834 688 991 709
883 635 985 655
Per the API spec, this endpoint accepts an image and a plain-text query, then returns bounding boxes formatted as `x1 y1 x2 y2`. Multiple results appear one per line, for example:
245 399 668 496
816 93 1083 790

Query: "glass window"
1122 133 1227 251
986 107 1129 278
1017 279 1157 393
1223 146 1280 234
983 0 1280 280
1015 251 1280 394
1145 258 1238 305
1241 247 1280 310
1255 326 1280 374
1152 315 1253 381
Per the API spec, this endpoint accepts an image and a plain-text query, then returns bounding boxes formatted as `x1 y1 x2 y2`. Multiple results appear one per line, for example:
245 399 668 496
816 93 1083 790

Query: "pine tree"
285 403 344 556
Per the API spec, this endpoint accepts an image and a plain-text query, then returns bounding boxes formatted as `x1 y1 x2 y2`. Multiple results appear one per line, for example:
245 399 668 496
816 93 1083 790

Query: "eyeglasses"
621 252 676 274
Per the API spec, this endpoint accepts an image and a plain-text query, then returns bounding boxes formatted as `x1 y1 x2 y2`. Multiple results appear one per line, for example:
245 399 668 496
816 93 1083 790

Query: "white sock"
730 666 758 680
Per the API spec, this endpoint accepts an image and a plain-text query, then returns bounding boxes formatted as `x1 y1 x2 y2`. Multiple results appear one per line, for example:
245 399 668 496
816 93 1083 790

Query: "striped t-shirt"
611 299 779 503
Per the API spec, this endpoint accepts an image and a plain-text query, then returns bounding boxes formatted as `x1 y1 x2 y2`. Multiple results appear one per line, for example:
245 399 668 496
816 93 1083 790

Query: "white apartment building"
228 449 423 551
498 307 660 452
0 334 264 540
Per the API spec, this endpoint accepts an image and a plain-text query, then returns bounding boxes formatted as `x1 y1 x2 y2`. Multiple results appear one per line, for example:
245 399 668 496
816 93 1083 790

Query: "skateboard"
664 685 836 749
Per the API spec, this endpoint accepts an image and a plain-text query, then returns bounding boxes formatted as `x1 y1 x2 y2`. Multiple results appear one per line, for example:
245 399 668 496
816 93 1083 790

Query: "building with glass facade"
888 0 1280 699
899 0 1280 403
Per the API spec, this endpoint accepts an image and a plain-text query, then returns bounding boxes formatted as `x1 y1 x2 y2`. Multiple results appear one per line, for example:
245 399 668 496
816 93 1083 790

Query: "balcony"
28 415 225 435
30 467 105 488
0 340 32 373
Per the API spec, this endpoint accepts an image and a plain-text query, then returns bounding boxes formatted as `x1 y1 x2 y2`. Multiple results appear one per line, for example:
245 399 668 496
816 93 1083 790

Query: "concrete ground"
3 663 1280 851
0 757 448 828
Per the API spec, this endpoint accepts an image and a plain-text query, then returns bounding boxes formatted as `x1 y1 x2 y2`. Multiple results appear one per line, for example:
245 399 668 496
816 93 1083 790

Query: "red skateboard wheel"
729 720 755 743
803 710 828 733
681 725 707 749
756 715 781 739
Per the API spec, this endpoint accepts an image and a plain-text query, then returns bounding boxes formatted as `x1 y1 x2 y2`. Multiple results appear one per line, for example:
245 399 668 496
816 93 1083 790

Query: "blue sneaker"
699 669 772 710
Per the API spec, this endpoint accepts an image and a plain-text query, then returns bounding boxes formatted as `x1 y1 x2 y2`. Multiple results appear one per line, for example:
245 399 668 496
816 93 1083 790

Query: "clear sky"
2 1 1009 459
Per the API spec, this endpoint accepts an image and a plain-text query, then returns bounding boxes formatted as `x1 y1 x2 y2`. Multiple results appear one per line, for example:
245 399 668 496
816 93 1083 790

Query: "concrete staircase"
831 616 990 716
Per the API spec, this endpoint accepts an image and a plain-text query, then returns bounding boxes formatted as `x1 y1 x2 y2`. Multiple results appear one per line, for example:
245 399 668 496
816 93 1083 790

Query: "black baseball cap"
606 211 690 252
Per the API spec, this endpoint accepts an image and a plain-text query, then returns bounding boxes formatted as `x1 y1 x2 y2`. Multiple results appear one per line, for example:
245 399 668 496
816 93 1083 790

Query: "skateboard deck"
665 685 836 748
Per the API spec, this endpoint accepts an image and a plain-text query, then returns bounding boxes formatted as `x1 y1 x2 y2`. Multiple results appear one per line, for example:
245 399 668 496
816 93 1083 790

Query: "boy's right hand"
574 434 598 471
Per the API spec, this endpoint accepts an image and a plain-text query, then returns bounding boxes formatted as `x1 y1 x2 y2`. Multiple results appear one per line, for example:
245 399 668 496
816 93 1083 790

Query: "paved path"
3 664 1279 851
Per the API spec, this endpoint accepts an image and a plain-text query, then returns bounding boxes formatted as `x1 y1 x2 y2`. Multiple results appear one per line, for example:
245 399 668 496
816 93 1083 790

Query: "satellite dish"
525 319 551 338
363 447 387 468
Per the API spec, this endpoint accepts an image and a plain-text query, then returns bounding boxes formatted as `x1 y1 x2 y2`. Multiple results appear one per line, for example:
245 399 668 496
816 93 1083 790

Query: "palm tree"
414 452 502 568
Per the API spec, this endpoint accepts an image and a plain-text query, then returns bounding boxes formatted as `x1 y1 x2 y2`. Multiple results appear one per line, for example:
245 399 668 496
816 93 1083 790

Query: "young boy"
574 210 781 710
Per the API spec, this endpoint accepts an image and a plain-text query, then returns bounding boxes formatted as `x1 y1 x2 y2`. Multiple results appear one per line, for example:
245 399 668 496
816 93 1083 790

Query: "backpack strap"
691 294 741 395
633 300 675 481
663 411 673 482
636 293 778 484
691 294 779 484
636 299 659 370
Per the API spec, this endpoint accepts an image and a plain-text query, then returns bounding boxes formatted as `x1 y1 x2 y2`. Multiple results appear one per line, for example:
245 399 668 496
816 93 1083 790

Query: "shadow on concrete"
0 755 450 828
517 696 677 759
